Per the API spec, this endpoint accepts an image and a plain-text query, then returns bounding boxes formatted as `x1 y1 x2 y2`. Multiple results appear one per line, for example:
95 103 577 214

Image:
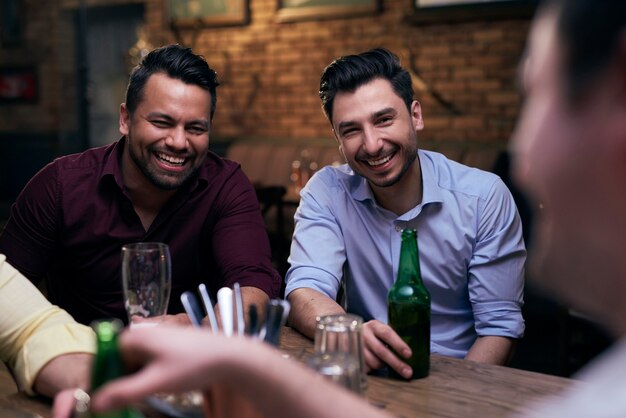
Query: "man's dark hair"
319 48 414 123
125 44 220 120
552 0 625 102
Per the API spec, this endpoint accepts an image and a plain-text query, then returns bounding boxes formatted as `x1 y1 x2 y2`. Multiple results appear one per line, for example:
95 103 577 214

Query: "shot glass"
306 352 361 393
314 313 367 394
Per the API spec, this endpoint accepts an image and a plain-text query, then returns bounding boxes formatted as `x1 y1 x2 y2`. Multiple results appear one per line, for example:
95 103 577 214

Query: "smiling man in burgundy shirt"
0 45 281 325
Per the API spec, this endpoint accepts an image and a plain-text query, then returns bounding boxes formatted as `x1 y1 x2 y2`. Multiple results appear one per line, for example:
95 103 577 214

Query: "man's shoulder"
313 163 356 185
52 142 116 171
201 151 245 180
421 149 500 197
307 164 359 196
205 151 238 169
421 149 496 177
27 143 118 192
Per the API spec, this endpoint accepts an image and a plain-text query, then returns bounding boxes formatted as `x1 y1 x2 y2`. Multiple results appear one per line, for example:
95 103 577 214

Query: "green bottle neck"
397 230 423 285
91 321 124 391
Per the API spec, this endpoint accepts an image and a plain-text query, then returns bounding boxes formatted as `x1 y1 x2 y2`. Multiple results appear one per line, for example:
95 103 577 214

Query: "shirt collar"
418 150 445 206
100 137 126 190
99 136 207 193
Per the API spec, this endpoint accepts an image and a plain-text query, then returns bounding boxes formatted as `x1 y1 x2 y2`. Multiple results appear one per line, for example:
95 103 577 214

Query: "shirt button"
395 225 402 232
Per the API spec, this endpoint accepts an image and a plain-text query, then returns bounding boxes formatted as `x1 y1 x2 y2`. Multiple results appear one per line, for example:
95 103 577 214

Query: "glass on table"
306 351 361 394
121 242 172 328
314 313 367 394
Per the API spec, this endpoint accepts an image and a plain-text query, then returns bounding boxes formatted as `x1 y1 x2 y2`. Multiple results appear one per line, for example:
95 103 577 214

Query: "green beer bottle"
90 320 142 418
387 228 431 379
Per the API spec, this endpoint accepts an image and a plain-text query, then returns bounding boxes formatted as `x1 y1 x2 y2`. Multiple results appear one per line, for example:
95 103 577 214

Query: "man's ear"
617 30 626 105
119 103 130 136
411 100 425 131
332 129 346 161
602 31 626 178
332 128 340 144
610 30 626 148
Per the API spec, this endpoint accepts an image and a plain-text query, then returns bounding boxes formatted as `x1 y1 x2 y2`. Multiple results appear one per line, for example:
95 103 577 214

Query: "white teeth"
157 152 185 165
367 155 392 166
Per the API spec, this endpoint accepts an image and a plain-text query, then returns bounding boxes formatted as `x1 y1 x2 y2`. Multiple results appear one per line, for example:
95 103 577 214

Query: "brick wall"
0 0 532 151
144 0 531 151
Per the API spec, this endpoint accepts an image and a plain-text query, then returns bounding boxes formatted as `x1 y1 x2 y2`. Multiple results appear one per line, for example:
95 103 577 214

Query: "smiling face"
511 8 626 327
120 72 212 190
331 78 424 191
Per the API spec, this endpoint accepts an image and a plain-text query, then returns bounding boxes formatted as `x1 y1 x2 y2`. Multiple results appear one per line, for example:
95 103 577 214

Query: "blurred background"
0 0 613 377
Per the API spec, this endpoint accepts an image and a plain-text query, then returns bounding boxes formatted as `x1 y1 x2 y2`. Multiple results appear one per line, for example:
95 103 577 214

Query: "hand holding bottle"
360 319 414 379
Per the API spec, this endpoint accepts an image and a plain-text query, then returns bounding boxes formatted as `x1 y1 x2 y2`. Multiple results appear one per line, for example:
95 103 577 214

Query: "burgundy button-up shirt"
0 138 281 325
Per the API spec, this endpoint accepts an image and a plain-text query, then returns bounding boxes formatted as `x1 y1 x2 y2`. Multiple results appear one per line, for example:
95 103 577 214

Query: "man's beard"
372 149 417 188
128 138 200 191
351 136 418 188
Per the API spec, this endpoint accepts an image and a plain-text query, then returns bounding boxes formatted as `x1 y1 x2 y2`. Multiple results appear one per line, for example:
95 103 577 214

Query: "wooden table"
279 327 578 418
0 327 578 418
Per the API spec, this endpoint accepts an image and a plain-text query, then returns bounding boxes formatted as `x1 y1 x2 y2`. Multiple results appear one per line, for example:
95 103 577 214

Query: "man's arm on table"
465 336 517 365
287 288 345 338
239 286 270 322
287 288 414 379
34 353 92 397
209 286 270 329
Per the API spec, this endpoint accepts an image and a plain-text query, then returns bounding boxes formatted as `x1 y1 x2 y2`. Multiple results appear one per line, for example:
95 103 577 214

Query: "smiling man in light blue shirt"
285 48 525 378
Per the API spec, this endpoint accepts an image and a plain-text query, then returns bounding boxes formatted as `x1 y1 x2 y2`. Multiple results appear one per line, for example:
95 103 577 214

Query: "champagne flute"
121 242 172 328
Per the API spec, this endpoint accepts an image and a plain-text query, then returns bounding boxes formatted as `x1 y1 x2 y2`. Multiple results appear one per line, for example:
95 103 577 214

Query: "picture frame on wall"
412 0 538 23
0 67 38 104
167 0 250 27
276 0 382 23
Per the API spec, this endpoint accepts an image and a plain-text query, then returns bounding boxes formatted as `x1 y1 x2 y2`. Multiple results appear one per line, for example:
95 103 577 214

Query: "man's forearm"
212 286 270 331
287 288 345 338
34 353 93 398
465 336 516 365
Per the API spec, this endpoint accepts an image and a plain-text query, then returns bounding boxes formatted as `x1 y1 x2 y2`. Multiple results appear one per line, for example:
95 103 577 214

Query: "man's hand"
362 320 413 379
52 388 78 418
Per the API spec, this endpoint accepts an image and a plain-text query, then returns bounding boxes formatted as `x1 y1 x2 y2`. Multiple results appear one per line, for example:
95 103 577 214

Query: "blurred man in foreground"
511 0 626 415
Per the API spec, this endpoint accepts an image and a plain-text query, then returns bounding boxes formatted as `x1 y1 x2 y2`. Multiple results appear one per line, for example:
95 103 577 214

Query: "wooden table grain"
279 327 579 418
0 327 578 418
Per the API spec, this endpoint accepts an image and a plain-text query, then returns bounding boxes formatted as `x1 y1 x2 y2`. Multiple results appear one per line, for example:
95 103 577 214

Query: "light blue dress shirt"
285 149 526 359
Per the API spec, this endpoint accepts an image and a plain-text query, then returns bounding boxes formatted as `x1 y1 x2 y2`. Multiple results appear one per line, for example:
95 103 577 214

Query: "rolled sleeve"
469 179 526 339
0 255 95 395
14 312 95 395
472 300 525 337
285 171 346 299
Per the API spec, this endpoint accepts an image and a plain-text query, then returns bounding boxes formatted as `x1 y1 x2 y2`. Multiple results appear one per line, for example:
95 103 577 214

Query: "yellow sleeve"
0 254 96 395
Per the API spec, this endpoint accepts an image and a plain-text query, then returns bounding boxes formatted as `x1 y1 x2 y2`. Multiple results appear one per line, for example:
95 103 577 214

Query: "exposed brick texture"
0 0 531 154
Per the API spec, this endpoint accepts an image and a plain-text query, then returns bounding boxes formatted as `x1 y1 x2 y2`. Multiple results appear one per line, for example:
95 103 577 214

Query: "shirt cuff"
13 312 96 395
473 300 525 338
